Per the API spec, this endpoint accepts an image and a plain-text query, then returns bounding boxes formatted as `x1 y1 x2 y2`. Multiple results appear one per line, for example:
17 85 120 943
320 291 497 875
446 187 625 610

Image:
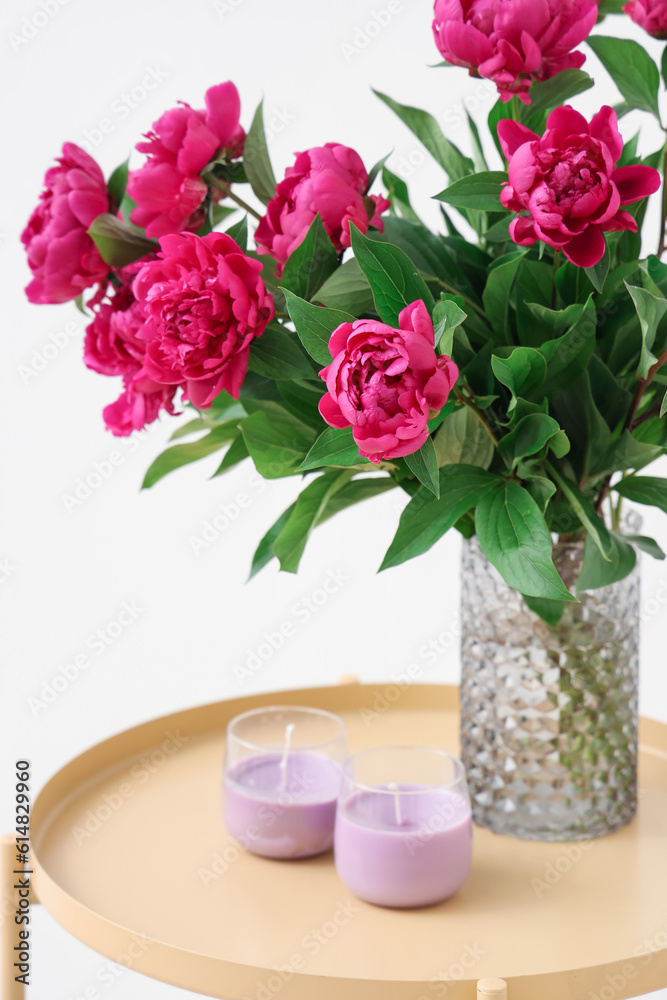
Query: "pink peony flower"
498 105 661 267
103 375 177 437
432 0 598 104
22 143 110 304
133 231 275 408
127 82 245 240
84 284 177 436
318 300 459 464
255 142 390 270
624 0 667 37
84 285 146 378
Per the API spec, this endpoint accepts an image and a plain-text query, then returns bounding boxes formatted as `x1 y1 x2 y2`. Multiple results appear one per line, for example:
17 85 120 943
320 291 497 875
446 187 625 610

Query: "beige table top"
31 684 667 1000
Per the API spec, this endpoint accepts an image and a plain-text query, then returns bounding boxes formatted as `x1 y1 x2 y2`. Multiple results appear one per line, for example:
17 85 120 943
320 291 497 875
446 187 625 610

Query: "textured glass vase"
460 535 640 841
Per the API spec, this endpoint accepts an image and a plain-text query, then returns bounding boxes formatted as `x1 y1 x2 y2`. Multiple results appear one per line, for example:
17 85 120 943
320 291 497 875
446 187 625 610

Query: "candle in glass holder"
334 747 472 907
223 706 346 859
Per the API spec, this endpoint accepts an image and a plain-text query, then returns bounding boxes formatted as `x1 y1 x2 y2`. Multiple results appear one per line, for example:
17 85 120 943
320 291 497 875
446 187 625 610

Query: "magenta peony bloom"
432 0 598 104
84 284 177 436
624 0 667 37
133 231 274 408
255 142 390 270
22 143 110 304
498 105 661 267
127 82 245 240
103 375 177 437
318 300 459 464
84 285 146 378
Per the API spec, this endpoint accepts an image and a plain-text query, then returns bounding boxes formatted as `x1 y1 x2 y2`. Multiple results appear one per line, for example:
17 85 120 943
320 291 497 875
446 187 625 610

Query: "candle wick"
279 723 295 790
388 782 403 826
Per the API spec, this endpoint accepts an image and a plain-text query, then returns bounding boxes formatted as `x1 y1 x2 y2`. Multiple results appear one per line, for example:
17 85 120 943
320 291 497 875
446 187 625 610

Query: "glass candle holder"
223 706 347 859
334 747 472 907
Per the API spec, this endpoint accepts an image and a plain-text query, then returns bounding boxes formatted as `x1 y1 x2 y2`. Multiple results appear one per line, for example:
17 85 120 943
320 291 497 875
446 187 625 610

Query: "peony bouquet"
22 0 667 622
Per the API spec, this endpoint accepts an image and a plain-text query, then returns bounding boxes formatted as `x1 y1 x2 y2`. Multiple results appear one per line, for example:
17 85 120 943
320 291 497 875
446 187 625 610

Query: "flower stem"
454 386 499 446
434 280 490 324
551 250 561 309
204 174 263 221
657 143 667 258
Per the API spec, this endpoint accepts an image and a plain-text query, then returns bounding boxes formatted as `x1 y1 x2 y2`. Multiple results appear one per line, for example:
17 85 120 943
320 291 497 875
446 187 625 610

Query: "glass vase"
459 533 640 841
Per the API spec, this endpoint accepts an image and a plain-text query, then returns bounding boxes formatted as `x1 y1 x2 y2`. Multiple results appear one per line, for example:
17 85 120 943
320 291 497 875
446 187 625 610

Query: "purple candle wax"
334 784 472 907
224 751 342 859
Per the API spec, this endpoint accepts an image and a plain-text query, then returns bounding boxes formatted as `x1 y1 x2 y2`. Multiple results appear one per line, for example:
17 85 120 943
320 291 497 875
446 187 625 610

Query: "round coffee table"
4 684 667 999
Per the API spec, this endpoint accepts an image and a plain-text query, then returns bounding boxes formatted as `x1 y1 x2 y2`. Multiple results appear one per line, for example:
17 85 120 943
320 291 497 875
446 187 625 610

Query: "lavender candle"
334 747 472 907
223 706 346 859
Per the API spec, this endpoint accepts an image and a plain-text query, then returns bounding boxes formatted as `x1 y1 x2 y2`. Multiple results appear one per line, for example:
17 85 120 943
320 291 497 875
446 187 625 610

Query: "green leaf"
521 474 557 515
211 434 249 477
88 213 156 268
210 204 237 229
435 171 507 212
551 372 612 481
547 464 613 559
433 406 494 470
433 296 466 356
585 240 610 293
483 250 526 337
627 534 665 560
247 325 317 380
591 430 663 477
299 426 368 471
491 347 546 411
484 216 512 243
475 482 576 601
366 152 391 192
661 389 667 417
283 289 354 367
404 438 440 497
274 471 353 572
614 475 667 513
278 380 325 430
538 297 597 396
141 424 238 489
380 465 502 570
497 414 561 468
225 214 248 250
317 258 375 314
519 70 594 127
315 476 397 525
522 593 566 628
467 111 488 171
662 46 667 90
350 224 435 326
577 531 636 592
249 503 297 579
625 282 667 380
170 417 209 441
243 99 277 205
107 158 129 209
240 410 316 478
281 214 338 301
587 36 660 119
382 165 421 223
597 0 629 15
373 90 473 181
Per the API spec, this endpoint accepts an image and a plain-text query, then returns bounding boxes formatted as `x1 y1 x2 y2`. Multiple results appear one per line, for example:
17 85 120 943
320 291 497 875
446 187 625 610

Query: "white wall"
1 0 666 995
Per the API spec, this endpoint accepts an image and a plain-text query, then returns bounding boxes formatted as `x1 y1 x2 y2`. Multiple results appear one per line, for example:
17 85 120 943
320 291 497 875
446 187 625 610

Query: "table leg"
1 835 24 1000
477 979 507 1000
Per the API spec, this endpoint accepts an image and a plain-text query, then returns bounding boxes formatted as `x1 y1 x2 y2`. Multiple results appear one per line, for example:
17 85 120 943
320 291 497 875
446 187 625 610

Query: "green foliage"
88 214 156 267
243 99 277 204
120 40 667 602
587 37 661 119
349 224 434 324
